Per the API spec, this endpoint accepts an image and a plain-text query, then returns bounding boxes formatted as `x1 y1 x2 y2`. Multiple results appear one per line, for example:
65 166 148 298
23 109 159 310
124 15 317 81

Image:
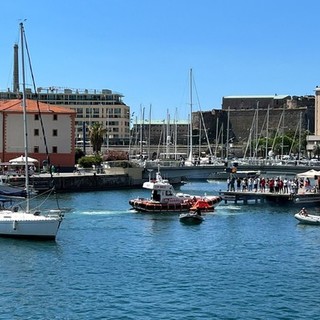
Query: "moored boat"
0 209 63 240
0 23 63 240
129 170 221 213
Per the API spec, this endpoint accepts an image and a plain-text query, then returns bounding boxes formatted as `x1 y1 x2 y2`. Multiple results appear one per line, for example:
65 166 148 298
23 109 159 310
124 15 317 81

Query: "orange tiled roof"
0 99 76 114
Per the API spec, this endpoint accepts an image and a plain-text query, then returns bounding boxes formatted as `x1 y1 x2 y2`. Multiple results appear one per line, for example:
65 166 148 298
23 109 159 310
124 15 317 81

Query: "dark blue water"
1 180 320 319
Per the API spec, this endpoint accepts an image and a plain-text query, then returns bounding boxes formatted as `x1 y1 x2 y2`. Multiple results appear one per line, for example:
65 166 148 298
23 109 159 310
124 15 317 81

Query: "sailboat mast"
298 112 302 160
139 105 144 157
20 22 30 212
265 105 269 161
166 109 170 158
174 107 178 160
188 68 193 162
148 104 151 160
226 107 230 160
214 117 219 157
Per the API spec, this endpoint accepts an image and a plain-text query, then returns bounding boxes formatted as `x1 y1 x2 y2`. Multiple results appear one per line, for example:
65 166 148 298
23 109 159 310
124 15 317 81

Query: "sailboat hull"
0 211 62 240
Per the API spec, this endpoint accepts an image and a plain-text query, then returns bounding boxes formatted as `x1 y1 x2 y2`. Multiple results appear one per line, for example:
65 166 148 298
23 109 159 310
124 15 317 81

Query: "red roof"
0 99 76 114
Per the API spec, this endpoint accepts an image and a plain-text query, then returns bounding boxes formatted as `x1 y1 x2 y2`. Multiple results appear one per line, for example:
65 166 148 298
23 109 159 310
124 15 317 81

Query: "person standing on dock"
227 177 231 191
260 177 266 192
253 178 258 192
241 179 247 192
236 177 241 191
230 177 235 192
283 178 288 193
290 180 297 194
278 179 283 194
274 178 279 193
269 178 274 193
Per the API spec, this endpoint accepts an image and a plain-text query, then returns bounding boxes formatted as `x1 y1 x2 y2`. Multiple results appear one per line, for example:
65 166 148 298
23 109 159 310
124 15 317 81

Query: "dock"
6 167 145 193
219 190 320 206
6 167 185 193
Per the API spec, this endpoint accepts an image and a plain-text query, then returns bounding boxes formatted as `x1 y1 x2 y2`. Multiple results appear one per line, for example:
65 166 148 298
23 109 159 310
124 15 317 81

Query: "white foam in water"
78 210 126 215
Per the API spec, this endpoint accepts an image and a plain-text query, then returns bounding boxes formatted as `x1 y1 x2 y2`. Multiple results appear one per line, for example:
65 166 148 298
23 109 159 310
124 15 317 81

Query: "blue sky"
1 0 319 120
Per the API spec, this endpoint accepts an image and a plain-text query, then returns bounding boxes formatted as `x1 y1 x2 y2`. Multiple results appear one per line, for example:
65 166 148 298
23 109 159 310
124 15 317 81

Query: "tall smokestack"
13 43 19 93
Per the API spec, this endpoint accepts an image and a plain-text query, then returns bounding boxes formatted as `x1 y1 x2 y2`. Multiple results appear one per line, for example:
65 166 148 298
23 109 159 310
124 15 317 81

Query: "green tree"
78 155 102 168
88 122 106 154
75 148 85 163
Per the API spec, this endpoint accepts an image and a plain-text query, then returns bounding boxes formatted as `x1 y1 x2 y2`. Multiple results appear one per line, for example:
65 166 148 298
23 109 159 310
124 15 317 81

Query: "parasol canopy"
9 155 38 165
296 169 320 179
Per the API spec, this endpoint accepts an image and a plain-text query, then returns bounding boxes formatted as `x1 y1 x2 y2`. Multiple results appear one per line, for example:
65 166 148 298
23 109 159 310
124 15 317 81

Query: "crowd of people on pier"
226 175 316 194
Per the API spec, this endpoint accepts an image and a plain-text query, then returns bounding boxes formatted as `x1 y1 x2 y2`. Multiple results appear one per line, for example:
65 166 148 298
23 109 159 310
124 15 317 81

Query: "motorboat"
129 171 222 213
294 210 320 225
179 211 204 224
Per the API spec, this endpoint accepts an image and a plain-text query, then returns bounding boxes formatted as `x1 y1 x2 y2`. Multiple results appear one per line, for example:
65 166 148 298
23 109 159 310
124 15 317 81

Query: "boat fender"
13 220 17 230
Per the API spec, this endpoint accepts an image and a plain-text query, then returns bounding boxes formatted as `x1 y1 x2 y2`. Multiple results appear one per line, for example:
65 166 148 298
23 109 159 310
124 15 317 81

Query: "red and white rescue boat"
129 171 221 213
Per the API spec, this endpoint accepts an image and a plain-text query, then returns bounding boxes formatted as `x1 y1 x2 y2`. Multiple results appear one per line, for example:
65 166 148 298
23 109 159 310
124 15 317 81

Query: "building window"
34 146 39 153
53 129 58 136
52 146 58 153
34 114 39 121
34 129 39 136
53 114 58 121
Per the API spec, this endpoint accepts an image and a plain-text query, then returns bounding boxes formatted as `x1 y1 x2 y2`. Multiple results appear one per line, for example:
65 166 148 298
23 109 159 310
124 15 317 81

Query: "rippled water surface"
1 181 320 319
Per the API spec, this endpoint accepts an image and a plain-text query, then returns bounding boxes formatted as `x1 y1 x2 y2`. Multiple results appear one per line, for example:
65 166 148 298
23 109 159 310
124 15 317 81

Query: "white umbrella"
296 169 320 179
9 155 38 165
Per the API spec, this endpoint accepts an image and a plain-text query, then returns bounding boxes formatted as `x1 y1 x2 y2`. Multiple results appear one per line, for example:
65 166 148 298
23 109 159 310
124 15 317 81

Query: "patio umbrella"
296 169 320 179
9 155 38 165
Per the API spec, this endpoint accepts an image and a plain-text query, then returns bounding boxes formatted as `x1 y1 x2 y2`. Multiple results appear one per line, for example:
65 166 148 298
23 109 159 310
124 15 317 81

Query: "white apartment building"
0 87 130 147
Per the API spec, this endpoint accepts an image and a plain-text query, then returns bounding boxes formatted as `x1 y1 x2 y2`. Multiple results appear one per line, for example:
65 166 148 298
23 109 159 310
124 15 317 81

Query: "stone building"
222 94 314 110
192 95 315 158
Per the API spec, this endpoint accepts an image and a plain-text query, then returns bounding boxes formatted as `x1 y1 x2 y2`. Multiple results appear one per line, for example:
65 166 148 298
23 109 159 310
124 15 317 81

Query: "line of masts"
130 69 304 161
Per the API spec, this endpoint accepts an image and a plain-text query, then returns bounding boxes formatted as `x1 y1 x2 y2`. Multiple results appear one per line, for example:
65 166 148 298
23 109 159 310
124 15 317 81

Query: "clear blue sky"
1 0 319 120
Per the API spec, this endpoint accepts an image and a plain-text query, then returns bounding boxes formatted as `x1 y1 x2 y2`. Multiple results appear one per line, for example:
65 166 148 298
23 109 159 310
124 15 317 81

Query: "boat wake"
220 205 242 210
78 210 129 215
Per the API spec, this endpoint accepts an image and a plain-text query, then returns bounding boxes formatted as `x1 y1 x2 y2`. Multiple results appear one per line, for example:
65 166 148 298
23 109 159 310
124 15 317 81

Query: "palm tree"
88 122 106 154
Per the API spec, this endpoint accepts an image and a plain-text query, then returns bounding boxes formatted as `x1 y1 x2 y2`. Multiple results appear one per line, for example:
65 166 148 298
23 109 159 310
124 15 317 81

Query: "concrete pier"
8 167 145 193
219 190 320 206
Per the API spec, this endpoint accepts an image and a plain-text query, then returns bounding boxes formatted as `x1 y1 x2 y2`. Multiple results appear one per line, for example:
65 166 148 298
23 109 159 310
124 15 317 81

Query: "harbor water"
1 180 320 319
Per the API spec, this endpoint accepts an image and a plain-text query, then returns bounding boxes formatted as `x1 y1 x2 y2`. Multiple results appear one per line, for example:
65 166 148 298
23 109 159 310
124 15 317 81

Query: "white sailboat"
0 23 63 240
